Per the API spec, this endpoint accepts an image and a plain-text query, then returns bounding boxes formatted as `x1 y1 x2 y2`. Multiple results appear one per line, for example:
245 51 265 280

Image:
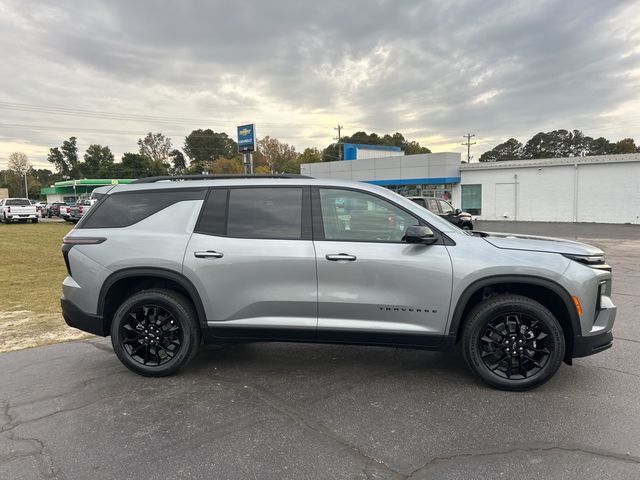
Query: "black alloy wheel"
111 289 200 376
478 312 550 380
120 304 183 367
462 294 565 391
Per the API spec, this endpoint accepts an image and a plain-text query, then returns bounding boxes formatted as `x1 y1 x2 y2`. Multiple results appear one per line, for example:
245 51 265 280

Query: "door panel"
183 234 318 337
313 187 454 346
314 241 453 344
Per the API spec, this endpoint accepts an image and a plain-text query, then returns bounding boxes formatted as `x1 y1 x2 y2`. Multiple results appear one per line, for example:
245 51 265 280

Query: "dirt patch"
0 310 91 353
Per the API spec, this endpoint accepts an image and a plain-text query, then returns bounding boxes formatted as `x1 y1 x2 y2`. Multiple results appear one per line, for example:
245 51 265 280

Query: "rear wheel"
111 289 201 376
462 294 565 391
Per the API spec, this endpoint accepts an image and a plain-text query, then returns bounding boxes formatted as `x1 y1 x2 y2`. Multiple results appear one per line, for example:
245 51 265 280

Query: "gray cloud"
0 0 639 168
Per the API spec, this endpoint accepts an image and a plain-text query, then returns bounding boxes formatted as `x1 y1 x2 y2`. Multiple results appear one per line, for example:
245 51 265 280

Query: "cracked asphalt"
1 222 639 479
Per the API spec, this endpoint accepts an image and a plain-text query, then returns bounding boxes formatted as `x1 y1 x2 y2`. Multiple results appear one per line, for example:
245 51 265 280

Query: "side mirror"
454 208 462 215
403 225 438 244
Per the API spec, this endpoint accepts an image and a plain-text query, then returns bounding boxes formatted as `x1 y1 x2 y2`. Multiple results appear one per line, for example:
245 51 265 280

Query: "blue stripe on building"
365 177 461 186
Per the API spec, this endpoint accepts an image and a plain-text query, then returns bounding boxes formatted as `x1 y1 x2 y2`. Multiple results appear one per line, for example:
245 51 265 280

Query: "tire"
461 294 565 391
2 215 10 224
32 218 38 224
111 289 201 377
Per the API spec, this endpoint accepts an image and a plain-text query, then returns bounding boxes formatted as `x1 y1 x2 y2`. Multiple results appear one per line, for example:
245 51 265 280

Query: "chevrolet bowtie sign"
237 124 256 153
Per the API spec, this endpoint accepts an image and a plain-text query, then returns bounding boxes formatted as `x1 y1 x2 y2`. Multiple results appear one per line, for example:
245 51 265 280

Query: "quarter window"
81 189 206 228
319 189 419 242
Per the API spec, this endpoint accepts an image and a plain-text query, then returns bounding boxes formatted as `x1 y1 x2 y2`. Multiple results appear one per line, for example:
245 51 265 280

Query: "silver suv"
61 175 616 390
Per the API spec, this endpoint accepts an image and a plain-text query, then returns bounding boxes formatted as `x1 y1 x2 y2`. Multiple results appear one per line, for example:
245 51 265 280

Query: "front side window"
227 188 303 239
319 188 419 242
427 198 439 213
439 200 454 214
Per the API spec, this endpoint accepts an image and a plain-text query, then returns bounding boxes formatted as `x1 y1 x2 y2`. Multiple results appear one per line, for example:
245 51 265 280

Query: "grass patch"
0 221 91 352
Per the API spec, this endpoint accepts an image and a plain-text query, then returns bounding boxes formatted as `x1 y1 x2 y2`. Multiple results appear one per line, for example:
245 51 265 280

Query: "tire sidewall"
463 296 565 390
110 290 199 376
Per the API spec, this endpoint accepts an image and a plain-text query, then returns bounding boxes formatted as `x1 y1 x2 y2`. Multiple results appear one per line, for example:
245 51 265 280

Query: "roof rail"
131 174 312 184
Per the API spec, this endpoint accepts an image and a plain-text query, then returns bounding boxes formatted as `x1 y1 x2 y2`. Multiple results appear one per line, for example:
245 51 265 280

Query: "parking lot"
1 221 639 479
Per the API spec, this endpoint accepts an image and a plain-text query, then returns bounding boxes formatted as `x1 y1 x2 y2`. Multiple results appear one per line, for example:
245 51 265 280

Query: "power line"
462 133 476 163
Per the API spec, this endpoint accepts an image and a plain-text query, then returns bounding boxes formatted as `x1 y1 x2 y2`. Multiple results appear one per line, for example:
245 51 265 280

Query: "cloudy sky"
1 0 639 169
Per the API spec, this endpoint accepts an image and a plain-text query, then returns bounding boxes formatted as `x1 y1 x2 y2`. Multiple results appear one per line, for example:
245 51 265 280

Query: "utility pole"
334 125 343 160
462 133 476 163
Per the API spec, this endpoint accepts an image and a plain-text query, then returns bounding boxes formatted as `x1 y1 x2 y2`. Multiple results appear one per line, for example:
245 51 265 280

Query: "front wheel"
111 289 201 376
462 294 565 391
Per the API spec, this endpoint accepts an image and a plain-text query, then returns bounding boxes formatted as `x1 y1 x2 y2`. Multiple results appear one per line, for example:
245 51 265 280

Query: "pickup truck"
0 198 39 223
68 199 97 223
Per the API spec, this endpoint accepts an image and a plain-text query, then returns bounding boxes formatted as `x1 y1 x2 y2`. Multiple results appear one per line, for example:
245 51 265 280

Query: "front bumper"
573 330 613 357
61 297 108 336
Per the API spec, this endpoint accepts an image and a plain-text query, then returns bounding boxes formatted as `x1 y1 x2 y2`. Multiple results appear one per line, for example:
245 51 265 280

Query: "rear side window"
197 187 304 239
228 188 302 239
80 189 206 228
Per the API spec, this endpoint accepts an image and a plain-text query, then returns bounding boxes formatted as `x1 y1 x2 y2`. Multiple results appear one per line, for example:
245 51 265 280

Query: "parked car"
61 205 73 222
61 175 616 391
0 198 38 223
68 199 98 223
33 201 47 215
44 202 69 218
407 196 474 230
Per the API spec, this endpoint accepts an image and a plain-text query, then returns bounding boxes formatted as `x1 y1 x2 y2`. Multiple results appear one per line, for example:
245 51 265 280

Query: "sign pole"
242 153 248 174
249 153 254 175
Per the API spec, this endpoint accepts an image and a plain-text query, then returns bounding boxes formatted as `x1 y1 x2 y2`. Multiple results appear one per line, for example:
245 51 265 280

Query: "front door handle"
325 253 357 262
194 250 224 259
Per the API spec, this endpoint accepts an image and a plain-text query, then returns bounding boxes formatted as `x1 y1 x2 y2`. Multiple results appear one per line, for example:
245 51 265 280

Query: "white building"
301 152 640 224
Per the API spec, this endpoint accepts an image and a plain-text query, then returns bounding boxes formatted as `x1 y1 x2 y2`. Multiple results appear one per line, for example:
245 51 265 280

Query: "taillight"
6 207 10 213
62 237 106 245
79 206 83 214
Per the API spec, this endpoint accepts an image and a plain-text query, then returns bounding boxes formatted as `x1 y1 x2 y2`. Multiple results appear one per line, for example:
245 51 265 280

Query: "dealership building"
301 147 640 224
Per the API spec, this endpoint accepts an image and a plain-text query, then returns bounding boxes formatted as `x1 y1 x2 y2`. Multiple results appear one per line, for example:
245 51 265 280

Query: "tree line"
2 126 637 198
479 129 639 162
1 129 429 198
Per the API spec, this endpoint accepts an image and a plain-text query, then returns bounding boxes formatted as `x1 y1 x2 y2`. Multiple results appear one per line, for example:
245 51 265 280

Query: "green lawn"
0 221 91 352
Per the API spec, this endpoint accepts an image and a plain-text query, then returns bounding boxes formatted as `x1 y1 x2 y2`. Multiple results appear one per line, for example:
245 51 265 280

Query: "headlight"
562 253 605 266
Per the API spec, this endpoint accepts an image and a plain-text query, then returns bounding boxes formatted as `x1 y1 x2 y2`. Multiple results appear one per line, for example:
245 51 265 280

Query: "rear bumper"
61 297 108 336
573 330 613 358
7 214 37 219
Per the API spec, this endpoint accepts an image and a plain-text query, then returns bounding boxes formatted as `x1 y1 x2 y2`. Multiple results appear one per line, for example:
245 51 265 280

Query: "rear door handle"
325 253 357 262
194 250 224 259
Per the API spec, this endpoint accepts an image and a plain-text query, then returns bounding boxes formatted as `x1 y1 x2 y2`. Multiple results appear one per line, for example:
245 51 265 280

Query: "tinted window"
196 189 228 236
6 199 31 206
319 189 419 242
411 198 426 208
226 188 303 239
81 189 206 228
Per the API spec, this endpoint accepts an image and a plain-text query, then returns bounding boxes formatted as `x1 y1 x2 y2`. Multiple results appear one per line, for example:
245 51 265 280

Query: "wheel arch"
449 275 580 361
98 268 207 334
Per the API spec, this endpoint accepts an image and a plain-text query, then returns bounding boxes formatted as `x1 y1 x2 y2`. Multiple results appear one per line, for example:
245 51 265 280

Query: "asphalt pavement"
1 222 639 479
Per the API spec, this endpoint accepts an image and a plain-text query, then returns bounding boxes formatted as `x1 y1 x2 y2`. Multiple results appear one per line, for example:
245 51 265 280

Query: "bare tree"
8 152 30 175
8 152 31 197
